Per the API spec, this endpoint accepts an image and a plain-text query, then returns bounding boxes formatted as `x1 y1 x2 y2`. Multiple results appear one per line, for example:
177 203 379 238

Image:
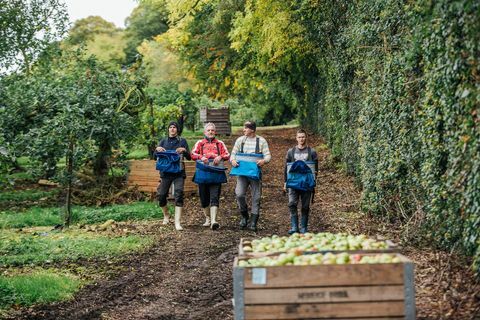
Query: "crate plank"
243 264 405 288
244 285 404 304
244 301 405 319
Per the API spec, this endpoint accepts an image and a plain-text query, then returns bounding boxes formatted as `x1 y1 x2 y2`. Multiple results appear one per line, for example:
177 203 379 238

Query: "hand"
201 156 209 164
176 147 186 154
231 159 239 167
213 156 222 165
283 183 287 192
156 147 165 152
256 159 265 167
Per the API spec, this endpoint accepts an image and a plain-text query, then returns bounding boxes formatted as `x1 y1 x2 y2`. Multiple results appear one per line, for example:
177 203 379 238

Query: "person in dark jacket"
283 129 318 234
156 121 191 231
191 122 230 230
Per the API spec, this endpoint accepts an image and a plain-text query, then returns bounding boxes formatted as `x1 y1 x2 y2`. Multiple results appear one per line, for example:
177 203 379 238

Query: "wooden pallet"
127 160 197 194
233 253 415 320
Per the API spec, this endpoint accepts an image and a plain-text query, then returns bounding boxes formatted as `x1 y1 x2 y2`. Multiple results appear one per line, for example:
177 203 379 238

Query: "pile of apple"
242 232 389 254
237 252 401 267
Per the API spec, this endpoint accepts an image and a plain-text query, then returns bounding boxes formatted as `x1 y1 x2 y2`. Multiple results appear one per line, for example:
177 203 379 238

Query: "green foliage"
0 0 69 74
293 0 479 273
0 229 153 266
67 16 119 45
0 190 57 203
0 202 162 229
0 271 82 309
124 1 170 64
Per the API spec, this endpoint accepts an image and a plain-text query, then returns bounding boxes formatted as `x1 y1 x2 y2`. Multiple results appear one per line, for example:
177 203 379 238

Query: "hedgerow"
301 0 479 271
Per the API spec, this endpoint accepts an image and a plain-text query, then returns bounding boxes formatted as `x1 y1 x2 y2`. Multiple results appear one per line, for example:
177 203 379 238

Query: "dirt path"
7 128 479 320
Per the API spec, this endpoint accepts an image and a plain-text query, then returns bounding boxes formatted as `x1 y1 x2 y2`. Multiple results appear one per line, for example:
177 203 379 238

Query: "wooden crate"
238 238 401 258
127 160 197 194
200 107 231 136
233 254 415 320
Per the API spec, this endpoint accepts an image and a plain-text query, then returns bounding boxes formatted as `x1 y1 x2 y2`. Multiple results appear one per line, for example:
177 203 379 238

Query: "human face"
168 125 178 137
296 133 307 147
205 126 216 139
243 126 255 137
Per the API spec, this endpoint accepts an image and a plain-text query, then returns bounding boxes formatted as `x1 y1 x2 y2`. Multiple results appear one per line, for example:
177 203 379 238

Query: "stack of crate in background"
200 107 231 136
233 233 415 320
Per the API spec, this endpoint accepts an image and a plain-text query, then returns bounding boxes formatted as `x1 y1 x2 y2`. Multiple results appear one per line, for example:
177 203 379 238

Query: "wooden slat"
244 285 404 304
247 318 405 320
244 301 405 319
243 264 405 288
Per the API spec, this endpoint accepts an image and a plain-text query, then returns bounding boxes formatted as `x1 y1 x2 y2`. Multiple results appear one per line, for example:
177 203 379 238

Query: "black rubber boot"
288 213 299 235
239 211 249 229
248 214 259 232
300 209 309 234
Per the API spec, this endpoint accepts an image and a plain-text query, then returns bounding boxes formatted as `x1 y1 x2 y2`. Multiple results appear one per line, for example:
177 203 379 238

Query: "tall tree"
67 15 118 45
0 0 69 74
124 1 170 64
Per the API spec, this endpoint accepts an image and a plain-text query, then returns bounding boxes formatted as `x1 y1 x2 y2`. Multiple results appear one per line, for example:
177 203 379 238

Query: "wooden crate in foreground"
233 253 415 320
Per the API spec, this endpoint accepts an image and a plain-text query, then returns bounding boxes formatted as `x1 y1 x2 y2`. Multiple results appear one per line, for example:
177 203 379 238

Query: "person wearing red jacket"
191 122 230 230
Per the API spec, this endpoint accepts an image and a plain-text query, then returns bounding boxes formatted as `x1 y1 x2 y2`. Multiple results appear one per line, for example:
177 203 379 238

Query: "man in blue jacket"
283 129 318 234
156 121 191 231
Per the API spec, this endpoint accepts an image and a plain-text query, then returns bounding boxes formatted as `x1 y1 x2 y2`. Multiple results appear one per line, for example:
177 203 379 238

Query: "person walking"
191 122 230 230
155 121 191 231
230 121 271 231
283 129 318 234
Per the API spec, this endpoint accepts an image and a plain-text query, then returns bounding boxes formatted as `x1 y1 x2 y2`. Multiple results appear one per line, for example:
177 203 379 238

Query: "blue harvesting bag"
229 153 263 180
155 150 181 173
193 161 227 184
286 160 316 191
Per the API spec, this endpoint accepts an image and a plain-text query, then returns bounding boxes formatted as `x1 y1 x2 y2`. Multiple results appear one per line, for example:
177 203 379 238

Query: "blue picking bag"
286 160 316 191
155 150 181 173
230 153 263 180
193 161 227 184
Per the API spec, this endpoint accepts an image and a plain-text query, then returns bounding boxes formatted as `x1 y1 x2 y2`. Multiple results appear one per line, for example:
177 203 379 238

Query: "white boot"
210 206 219 230
161 206 169 225
202 206 210 227
174 206 183 231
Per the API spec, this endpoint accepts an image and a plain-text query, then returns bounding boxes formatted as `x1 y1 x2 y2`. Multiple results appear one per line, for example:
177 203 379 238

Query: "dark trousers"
198 183 221 208
288 188 312 213
157 175 184 207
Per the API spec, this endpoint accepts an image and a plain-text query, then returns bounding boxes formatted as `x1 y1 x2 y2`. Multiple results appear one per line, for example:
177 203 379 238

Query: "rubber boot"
300 209 309 234
174 206 183 231
210 206 219 230
248 214 259 232
202 206 210 227
288 213 299 235
239 211 249 229
161 206 169 225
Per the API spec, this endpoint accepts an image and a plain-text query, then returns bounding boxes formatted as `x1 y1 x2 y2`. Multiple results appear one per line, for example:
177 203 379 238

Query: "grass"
0 189 58 203
0 202 163 229
0 229 153 266
0 270 82 309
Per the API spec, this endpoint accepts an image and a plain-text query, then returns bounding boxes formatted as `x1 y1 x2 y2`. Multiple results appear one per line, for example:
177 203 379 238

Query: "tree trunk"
148 100 156 160
93 140 111 177
64 140 74 227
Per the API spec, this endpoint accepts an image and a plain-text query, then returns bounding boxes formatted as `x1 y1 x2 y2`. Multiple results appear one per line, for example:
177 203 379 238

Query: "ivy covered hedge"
302 0 479 270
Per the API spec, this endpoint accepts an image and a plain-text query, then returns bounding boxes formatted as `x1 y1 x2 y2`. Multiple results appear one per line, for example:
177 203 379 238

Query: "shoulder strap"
307 147 312 161
240 136 247 153
288 147 295 162
216 142 220 155
255 137 260 154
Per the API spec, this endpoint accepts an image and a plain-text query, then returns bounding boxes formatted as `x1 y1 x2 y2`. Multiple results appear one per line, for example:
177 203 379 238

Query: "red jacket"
191 138 230 161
